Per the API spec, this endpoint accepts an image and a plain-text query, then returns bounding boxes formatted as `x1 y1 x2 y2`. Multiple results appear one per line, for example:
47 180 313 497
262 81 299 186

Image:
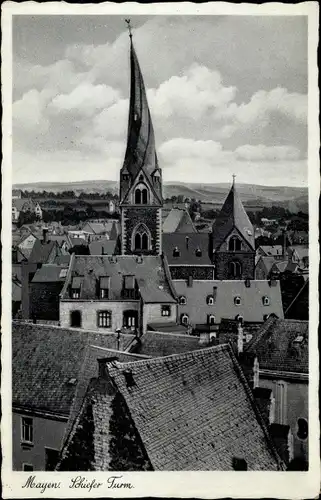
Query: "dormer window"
173 246 180 257
262 296 270 306
195 248 202 257
235 314 243 324
228 236 242 252
123 275 136 299
179 296 187 305
207 314 215 325
139 174 144 181
234 296 241 306
207 295 214 305
71 277 83 299
181 313 189 326
135 183 148 205
99 276 110 299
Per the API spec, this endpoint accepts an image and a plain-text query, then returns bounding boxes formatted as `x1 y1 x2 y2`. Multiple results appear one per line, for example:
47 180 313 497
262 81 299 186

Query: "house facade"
59 254 177 334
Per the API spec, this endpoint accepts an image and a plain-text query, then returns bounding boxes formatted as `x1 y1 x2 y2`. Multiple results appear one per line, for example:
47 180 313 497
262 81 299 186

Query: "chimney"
101 246 105 255
187 275 193 288
237 320 244 354
97 357 118 394
42 228 48 244
282 229 287 258
253 357 259 388
185 236 189 249
116 329 121 351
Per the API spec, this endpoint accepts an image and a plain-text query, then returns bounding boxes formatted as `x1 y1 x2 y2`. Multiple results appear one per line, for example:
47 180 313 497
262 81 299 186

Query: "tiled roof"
89 240 117 255
53 254 71 265
259 245 284 256
131 330 204 357
245 316 308 374
162 208 196 233
163 233 212 266
173 279 284 324
256 256 277 273
31 264 69 283
61 255 177 303
12 321 135 417
212 183 255 250
289 245 309 260
60 345 282 470
83 221 116 235
28 239 58 264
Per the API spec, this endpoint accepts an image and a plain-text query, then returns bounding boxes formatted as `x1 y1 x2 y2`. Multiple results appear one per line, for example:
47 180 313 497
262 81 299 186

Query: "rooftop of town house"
163 232 212 266
129 329 205 357
245 315 308 374
58 343 283 471
162 208 196 234
173 279 284 323
60 255 177 304
12 321 136 418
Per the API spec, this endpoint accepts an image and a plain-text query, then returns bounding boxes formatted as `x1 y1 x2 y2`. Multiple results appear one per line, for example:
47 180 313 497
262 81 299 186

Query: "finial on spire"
125 19 133 39
232 174 236 186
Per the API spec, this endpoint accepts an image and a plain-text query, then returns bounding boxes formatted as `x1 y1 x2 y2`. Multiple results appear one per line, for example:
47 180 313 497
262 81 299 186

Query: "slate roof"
212 183 255 251
173 279 284 324
82 221 116 235
285 279 309 320
89 240 117 255
60 255 177 303
12 321 135 417
60 344 282 470
119 40 161 205
28 239 58 264
256 256 277 274
162 208 196 234
31 264 69 283
259 245 284 257
245 316 308 374
130 330 204 357
163 233 212 266
289 245 309 261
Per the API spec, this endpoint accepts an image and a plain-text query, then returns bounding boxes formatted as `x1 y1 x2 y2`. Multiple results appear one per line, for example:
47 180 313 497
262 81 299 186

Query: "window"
262 296 270 306
161 305 171 317
207 295 214 305
235 314 243 323
173 246 180 257
195 248 202 257
21 417 33 444
99 276 110 299
45 448 59 471
123 275 137 299
297 418 308 440
234 296 241 306
97 311 112 328
207 314 215 325
263 314 270 321
179 296 186 305
134 184 149 205
100 288 109 299
123 310 138 328
132 224 150 252
23 464 34 471
181 313 189 325
71 288 80 299
232 458 247 471
229 261 242 279
228 236 242 252
70 310 82 328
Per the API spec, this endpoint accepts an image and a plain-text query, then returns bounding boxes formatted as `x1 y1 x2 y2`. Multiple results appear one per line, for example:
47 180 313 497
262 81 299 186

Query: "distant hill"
13 180 308 211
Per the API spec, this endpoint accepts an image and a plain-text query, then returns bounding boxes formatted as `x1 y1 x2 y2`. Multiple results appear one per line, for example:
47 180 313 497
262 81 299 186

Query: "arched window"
134 183 149 205
181 313 189 325
207 314 215 325
179 296 186 305
132 224 151 252
207 295 214 305
234 296 241 306
228 236 242 251
229 261 242 279
262 296 270 306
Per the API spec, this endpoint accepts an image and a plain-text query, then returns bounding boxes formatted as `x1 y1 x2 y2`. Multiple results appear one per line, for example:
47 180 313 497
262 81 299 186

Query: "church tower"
119 23 163 255
211 177 255 280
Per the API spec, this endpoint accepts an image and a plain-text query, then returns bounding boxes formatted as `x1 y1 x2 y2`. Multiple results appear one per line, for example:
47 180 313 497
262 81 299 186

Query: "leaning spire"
120 20 161 204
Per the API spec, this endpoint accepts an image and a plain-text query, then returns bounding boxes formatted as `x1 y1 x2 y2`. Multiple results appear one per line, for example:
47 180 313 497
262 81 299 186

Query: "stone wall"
121 207 162 255
214 252 255 280
30 282 64 321
170 266 215 280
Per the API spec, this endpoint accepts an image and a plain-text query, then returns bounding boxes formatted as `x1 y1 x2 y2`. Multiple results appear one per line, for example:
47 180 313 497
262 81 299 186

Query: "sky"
12 15 308 186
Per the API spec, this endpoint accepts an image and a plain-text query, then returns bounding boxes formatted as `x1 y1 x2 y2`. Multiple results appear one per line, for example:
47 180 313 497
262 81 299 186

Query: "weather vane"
232 174 236 185
125 19 132 39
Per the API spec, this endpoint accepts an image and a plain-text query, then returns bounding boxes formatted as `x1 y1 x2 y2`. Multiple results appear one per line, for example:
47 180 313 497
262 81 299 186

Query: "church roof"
212 182 255 250
162 208 196 233
120 38 161 204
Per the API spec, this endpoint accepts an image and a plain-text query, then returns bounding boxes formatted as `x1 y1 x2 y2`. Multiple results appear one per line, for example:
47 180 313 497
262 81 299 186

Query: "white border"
1 2 320 498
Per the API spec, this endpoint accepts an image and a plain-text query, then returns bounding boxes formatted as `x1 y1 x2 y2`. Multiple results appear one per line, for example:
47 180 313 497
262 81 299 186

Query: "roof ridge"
111 343 229 369
12 320 134 338
89 344 151 359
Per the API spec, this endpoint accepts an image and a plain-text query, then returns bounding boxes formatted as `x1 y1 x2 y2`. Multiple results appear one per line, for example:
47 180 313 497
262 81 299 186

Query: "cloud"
159 138 231 164
215 87 307 126
13 88 51 132
50 83 121 117
235 144 302 162
148 64 236 120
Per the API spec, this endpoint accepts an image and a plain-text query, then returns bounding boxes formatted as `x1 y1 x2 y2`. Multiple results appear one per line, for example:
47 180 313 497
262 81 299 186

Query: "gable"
122 169 161 206
216 227 254 253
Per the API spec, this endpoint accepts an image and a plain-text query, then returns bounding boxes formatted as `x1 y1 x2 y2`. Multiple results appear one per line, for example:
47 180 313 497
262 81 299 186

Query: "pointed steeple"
120 26 161 205
212 178 255 250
